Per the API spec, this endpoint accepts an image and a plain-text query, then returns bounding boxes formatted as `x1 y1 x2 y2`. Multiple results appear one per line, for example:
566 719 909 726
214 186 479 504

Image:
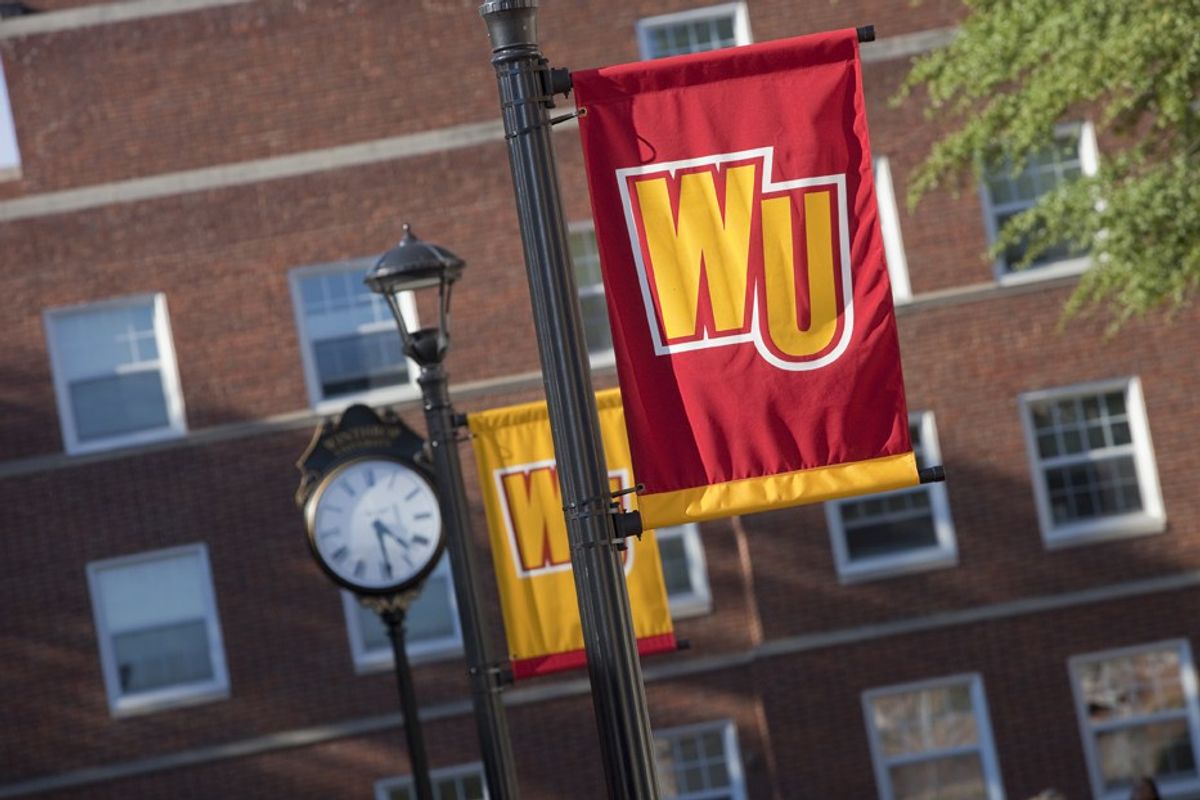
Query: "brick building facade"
1 2 1198 799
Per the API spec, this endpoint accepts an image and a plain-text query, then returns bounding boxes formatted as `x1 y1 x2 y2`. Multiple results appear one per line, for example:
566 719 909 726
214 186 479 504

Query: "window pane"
353 570 457 658
569 229 602 284
985 134 1085 272
314 329 408 398
649 28 671 57
1097 719 1197 791
112 619 213 694
1031 386 1148 528
434 776 461 799
715 16 735 42
381 769 486 800
1045 455 1142 524
844 500 938 561
656 726 735 799
1081 649 1186 722
358 603 391 653
658 535 694 598
92 550 220 701
408 573 457 643
461 774 485 800
579 294 613 354
645 12 740 59
669 25 689 54
70 371 170 441
873 684 978 758
570 228 612 355
96 552 209 633
55 302 159 377
834 416 947 568
890 753 987 800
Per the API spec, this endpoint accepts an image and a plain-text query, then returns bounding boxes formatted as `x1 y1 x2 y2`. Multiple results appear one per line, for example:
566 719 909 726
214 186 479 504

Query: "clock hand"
374 518 410 549
372 521 394 574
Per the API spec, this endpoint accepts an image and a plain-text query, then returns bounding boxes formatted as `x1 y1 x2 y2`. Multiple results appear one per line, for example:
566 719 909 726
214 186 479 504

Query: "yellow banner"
468 389 675 679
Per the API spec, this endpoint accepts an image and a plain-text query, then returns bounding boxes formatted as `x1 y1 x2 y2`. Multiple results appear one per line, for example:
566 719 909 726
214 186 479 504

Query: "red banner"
572 29 919 528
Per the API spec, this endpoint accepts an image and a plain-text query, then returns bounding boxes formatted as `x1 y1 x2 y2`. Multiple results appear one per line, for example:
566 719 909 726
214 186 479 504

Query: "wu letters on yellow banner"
468 389 675 680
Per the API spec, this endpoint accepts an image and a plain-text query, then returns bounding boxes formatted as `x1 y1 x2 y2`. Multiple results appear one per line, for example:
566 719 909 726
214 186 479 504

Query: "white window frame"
1019 376 1165 549
872 155 912 304
288 259 421 412
825 412 955 583
636 2 752 60
1069 639 1200 800
568 221 616 369
654 719 748 800
656 523 712 618
86 543 230 717
863 673 1005 800
980 121 1099 284
375 762 488 800
44 293 187 455
342 557 463 673
0 56 19 180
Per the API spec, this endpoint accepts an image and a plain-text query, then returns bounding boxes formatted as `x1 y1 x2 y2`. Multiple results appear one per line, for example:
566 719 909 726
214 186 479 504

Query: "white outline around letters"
494 461 635 579
615 147 854 371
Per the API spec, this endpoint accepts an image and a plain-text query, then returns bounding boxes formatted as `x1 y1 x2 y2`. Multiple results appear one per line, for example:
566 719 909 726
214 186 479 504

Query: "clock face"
307 457 444 593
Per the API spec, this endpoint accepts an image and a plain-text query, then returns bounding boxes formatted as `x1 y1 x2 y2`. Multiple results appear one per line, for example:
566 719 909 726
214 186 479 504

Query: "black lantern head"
364 224 465 366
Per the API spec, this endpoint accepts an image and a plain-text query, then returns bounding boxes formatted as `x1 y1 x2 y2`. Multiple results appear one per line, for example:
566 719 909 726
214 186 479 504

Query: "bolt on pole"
479 2 663 798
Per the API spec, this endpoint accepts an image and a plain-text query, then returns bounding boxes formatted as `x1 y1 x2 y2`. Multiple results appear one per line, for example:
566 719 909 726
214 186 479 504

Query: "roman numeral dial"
307 457 444 593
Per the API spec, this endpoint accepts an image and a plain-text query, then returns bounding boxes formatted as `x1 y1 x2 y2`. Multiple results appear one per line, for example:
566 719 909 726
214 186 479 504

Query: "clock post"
296 405 448 800
364 593 435 800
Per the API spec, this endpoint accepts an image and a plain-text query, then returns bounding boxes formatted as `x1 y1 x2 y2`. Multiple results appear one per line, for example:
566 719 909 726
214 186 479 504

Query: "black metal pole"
418 360 521 800
479 2 662 798
382 608 434 800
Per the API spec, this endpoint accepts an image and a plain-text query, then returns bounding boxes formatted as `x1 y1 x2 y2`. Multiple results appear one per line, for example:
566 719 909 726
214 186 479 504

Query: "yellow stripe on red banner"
637 451 919 530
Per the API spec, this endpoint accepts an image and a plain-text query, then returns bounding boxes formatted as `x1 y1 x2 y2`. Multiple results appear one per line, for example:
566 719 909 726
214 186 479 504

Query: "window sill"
312 384 422 416
66 424 187 457
1042 513 1167 550
110 682 230 718
587 350 617 372
353 642 464 674
1099 776 1200 800
996 256 1089 286
836 550 958 585
669 595 713 620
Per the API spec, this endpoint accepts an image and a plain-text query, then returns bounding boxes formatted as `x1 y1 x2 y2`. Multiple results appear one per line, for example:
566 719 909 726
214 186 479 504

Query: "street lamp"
364 224 520 800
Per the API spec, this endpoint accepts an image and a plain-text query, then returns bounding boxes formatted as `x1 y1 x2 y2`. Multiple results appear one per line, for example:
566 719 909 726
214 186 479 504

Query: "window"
873 156 912 304
343 556 462 672
980 122 1098 279
86 544 229 716
568 223 613 362
44 294 186 454
0 57 19 179
656 523 712 618
376 763 487 800
289 260 420 409
1019 377 1165 548
825 413 955 582
655 720 747 800
1070 641 1200 799
637 3 751 60
863 674 1005 800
